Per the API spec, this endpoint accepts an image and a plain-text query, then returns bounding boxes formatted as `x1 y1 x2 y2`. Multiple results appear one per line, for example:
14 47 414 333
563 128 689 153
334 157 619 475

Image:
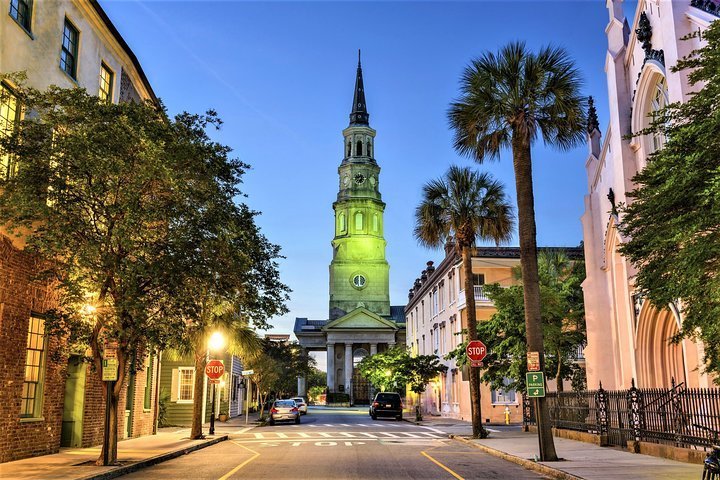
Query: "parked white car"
291 396 308 415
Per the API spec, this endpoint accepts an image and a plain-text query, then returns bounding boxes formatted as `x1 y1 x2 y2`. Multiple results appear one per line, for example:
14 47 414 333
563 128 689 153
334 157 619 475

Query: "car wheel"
295 416 301 424
397 414 403 421
371 414 377 420
269 418 275 426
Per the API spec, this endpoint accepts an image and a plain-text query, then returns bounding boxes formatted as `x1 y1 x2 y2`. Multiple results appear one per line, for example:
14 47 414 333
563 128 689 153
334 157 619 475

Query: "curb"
449 435 583 480
78 435 229 480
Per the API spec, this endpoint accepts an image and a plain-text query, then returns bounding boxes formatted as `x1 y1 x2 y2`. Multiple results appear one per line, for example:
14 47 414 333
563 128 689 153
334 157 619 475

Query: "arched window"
372 214 378 232
648 76 669 153
356 140 363 156
355 212 363 230
353 348 369 367
338 212 346 232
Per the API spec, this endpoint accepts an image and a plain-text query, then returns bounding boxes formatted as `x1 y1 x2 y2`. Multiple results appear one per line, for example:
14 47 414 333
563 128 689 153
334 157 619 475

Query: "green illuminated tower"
329 53 390 320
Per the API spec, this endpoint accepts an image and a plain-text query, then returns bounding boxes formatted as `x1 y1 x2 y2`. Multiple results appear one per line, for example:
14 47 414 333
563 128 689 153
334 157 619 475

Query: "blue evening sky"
102 1 637 341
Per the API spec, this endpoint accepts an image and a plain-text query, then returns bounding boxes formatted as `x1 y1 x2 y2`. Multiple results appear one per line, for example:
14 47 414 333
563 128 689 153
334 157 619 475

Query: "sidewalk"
410 415 705 480
0 414 258 480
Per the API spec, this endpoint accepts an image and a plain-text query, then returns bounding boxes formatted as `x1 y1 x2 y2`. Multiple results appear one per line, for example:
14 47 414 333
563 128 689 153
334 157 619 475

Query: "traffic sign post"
205 360 225 435
526 372 546 398
466 340 487 368
102 340 118 466
527 351 540 372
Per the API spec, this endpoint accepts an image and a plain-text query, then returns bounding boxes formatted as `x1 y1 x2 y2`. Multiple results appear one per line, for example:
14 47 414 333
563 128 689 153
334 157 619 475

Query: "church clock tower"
329 53 390 320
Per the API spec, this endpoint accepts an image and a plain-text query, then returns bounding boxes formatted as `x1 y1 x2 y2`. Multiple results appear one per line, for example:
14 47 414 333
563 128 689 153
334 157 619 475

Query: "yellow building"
404 243 583 424
1 0 158 462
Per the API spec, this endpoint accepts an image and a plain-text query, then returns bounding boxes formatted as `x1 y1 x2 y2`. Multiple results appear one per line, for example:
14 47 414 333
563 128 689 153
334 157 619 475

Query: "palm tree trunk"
511 132 558 461
462 245 484 438
190 348 207 439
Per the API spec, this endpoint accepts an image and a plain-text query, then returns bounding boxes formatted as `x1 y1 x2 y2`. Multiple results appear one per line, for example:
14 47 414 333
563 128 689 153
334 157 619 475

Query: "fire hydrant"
504 406 511 425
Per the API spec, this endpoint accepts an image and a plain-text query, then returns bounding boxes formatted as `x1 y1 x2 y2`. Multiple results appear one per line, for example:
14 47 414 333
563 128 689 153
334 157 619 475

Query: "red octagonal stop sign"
205 359 225 380
466 340 487 363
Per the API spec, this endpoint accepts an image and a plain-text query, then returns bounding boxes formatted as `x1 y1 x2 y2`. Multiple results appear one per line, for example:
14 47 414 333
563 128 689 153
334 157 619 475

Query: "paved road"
123 407 547 479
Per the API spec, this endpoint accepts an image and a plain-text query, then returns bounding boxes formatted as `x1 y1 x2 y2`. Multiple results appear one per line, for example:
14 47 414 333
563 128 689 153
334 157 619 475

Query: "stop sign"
466 340 487 362
205 360 225 380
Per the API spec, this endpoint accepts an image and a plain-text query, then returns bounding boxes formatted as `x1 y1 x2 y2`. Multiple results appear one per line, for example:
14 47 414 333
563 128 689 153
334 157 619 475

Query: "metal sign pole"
103 380 112 465
209 383 216 435
245 378 250 425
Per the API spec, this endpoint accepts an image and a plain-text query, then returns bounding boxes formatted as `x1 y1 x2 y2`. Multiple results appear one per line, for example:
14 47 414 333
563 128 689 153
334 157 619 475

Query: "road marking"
338 423 351 427
359 432 377 438
421 450 464 480
315 441 337 446
253 433 265 439
220 442 260 480
419 432 442 438
319 432 333 438
339 432 355 437
276 432 289 438
233 427 252 434
379 432 399 438
356 423 369 427
400 432 421 438
298 432 311 438
323 424 334 426
421 426 447 434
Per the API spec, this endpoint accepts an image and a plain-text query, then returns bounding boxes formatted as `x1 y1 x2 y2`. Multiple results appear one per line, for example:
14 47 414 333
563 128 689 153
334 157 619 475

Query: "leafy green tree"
0 84 284 463
618 22 720 380
357 347 409 392
414 165 513 438
245 353 281 419
447 250 586 394
448 43 586 459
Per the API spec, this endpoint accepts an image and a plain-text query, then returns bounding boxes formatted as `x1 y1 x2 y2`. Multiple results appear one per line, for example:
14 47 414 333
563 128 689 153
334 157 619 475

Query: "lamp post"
208 331 225 436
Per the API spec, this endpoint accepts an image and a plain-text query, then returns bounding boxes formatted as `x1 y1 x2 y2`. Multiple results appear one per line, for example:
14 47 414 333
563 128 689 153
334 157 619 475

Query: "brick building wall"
0 236 63 463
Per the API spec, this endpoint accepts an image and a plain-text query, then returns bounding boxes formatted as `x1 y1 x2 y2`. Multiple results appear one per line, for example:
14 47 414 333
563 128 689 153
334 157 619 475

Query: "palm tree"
175 298 261 440
415 165 513 438
448 42 586 460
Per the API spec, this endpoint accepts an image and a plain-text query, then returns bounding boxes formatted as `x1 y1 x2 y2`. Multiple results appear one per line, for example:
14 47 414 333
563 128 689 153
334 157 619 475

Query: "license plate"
385 404 391 408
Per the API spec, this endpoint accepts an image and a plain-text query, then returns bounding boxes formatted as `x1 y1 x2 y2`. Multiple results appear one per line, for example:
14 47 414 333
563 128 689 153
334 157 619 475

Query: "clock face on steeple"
354 173 366 185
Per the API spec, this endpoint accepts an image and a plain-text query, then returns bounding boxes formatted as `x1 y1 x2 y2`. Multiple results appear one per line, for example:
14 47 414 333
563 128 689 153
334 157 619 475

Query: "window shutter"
171 368 178 402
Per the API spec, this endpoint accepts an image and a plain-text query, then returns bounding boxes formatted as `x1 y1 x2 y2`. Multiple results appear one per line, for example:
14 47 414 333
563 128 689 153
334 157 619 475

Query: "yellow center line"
421 450 464 480
218 442 260 480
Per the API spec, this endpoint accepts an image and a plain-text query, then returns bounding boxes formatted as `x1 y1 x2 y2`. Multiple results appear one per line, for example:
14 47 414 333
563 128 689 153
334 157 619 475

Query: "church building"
294 54 405 405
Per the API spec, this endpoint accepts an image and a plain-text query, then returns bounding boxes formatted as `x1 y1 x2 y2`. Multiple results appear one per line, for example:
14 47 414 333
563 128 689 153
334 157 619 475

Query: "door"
61 355 86 447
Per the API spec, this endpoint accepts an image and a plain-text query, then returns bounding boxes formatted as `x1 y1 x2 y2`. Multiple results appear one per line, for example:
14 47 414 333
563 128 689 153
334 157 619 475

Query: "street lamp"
208 331 225 435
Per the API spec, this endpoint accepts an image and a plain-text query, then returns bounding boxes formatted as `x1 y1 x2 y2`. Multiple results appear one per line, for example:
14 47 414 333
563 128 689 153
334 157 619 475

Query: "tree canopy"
356 347 447 394
618 21 720 379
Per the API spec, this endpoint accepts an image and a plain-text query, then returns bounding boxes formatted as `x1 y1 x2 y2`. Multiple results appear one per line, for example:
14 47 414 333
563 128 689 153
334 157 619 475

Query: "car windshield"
292 398 305 403
275 400 295 407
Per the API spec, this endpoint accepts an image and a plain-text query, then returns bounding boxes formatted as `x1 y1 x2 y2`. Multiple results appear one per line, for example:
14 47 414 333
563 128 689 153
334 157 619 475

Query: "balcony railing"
457 285 494 307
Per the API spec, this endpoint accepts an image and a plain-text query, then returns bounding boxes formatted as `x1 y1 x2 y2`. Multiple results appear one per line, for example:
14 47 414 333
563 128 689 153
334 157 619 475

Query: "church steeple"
349 50 369 126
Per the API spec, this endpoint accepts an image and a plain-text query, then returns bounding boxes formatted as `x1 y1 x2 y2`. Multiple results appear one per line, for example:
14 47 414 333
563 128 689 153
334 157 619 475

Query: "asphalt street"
122 407 547 480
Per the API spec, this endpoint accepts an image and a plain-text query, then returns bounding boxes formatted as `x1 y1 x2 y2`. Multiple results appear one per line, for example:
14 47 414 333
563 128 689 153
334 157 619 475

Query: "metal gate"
352 369 370 405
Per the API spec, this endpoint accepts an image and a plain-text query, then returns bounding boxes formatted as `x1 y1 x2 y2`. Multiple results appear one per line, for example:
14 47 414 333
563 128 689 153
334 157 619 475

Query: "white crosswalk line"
379 432 399 438
356 424 369 427
323 424 334 427
421 426 446 434
297 432 311 438
254 433 265 439
233 428 251 434
319 432 333 438
400 432 421 438
309 424 317 427
276 432 288 438
338 424 351 427
359 432 377 438
339 432 355 437
419 432 441 437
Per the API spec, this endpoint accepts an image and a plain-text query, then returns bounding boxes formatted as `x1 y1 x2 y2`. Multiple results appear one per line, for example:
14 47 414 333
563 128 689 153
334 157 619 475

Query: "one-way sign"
526 372 546 398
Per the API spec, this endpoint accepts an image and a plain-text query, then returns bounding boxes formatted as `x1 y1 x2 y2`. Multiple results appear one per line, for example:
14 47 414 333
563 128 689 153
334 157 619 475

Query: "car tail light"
372 402 379 407
291 407 298 413
271 408 278 414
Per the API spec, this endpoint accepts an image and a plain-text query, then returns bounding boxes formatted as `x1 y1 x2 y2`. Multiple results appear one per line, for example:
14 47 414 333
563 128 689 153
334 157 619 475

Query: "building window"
440 324 446 354
433 325 439 354
9 0 32 32
143 357 153 410
431 288 438 316
352 274 366 289
0 83 20 179
649 76 669 153
338 212 346 233
472 273 485 286
439 281 445 311
372 214 378 232
356 140 362 156
21 316 46 418
355 212 363 230
99 63 114 102
491 378 517 404
178 367 194 401
60 18 79 79
448 271 455 303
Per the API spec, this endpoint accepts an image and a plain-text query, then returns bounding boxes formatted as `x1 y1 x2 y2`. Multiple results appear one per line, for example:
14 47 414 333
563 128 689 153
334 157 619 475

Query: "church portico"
293 53 405 404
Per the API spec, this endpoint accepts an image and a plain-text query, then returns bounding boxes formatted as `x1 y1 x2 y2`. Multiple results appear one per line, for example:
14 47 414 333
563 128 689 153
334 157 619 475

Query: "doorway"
61 355 86 447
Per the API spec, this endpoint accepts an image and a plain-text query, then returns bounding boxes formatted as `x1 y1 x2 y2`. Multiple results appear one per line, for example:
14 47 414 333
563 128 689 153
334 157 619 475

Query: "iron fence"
523 379 720 450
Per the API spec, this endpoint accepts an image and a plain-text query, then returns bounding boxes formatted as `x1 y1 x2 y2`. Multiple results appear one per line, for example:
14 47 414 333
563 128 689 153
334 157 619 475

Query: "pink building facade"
582 0 717 391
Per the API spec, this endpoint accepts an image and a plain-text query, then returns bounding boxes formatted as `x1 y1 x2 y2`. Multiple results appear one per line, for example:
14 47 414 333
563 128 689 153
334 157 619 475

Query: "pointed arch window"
648 76 669 153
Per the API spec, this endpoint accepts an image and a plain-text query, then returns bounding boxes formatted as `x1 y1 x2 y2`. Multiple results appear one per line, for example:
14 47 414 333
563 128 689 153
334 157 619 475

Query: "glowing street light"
208 331 225 352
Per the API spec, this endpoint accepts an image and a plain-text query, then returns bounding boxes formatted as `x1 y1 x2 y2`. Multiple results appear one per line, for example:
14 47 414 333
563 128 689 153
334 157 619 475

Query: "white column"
370 343 377 355
345 343 353 400
327 343 335 391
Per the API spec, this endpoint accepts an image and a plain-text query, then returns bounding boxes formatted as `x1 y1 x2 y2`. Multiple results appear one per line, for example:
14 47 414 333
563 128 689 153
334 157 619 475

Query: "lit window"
21 316 46 418
143 357 153 410
60 18 79 79
0 83 20 179
99 63 114 102
178 367 194 401
9 0 32 32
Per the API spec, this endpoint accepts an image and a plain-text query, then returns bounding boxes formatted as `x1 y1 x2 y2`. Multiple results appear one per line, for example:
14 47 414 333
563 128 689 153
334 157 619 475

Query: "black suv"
369 392 403 420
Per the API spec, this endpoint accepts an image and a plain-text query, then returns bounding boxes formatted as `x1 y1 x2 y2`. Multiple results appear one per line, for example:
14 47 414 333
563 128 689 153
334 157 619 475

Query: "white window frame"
177 367 195 403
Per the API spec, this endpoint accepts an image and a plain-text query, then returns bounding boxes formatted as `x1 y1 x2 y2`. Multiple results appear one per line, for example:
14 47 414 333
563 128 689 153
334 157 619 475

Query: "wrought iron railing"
523 379 720 450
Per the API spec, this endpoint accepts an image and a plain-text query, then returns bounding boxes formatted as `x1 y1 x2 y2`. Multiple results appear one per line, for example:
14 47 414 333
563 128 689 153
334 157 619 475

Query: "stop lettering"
205 360 225 379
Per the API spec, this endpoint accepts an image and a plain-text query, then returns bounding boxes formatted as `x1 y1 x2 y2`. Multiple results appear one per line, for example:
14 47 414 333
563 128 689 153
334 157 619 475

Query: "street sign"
102 358 118 381
209 379 220 384
103 340 118 359
527 351 540 372
241 369 254 376
205 360 225 380
466 340 487 367
526 372 546 398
